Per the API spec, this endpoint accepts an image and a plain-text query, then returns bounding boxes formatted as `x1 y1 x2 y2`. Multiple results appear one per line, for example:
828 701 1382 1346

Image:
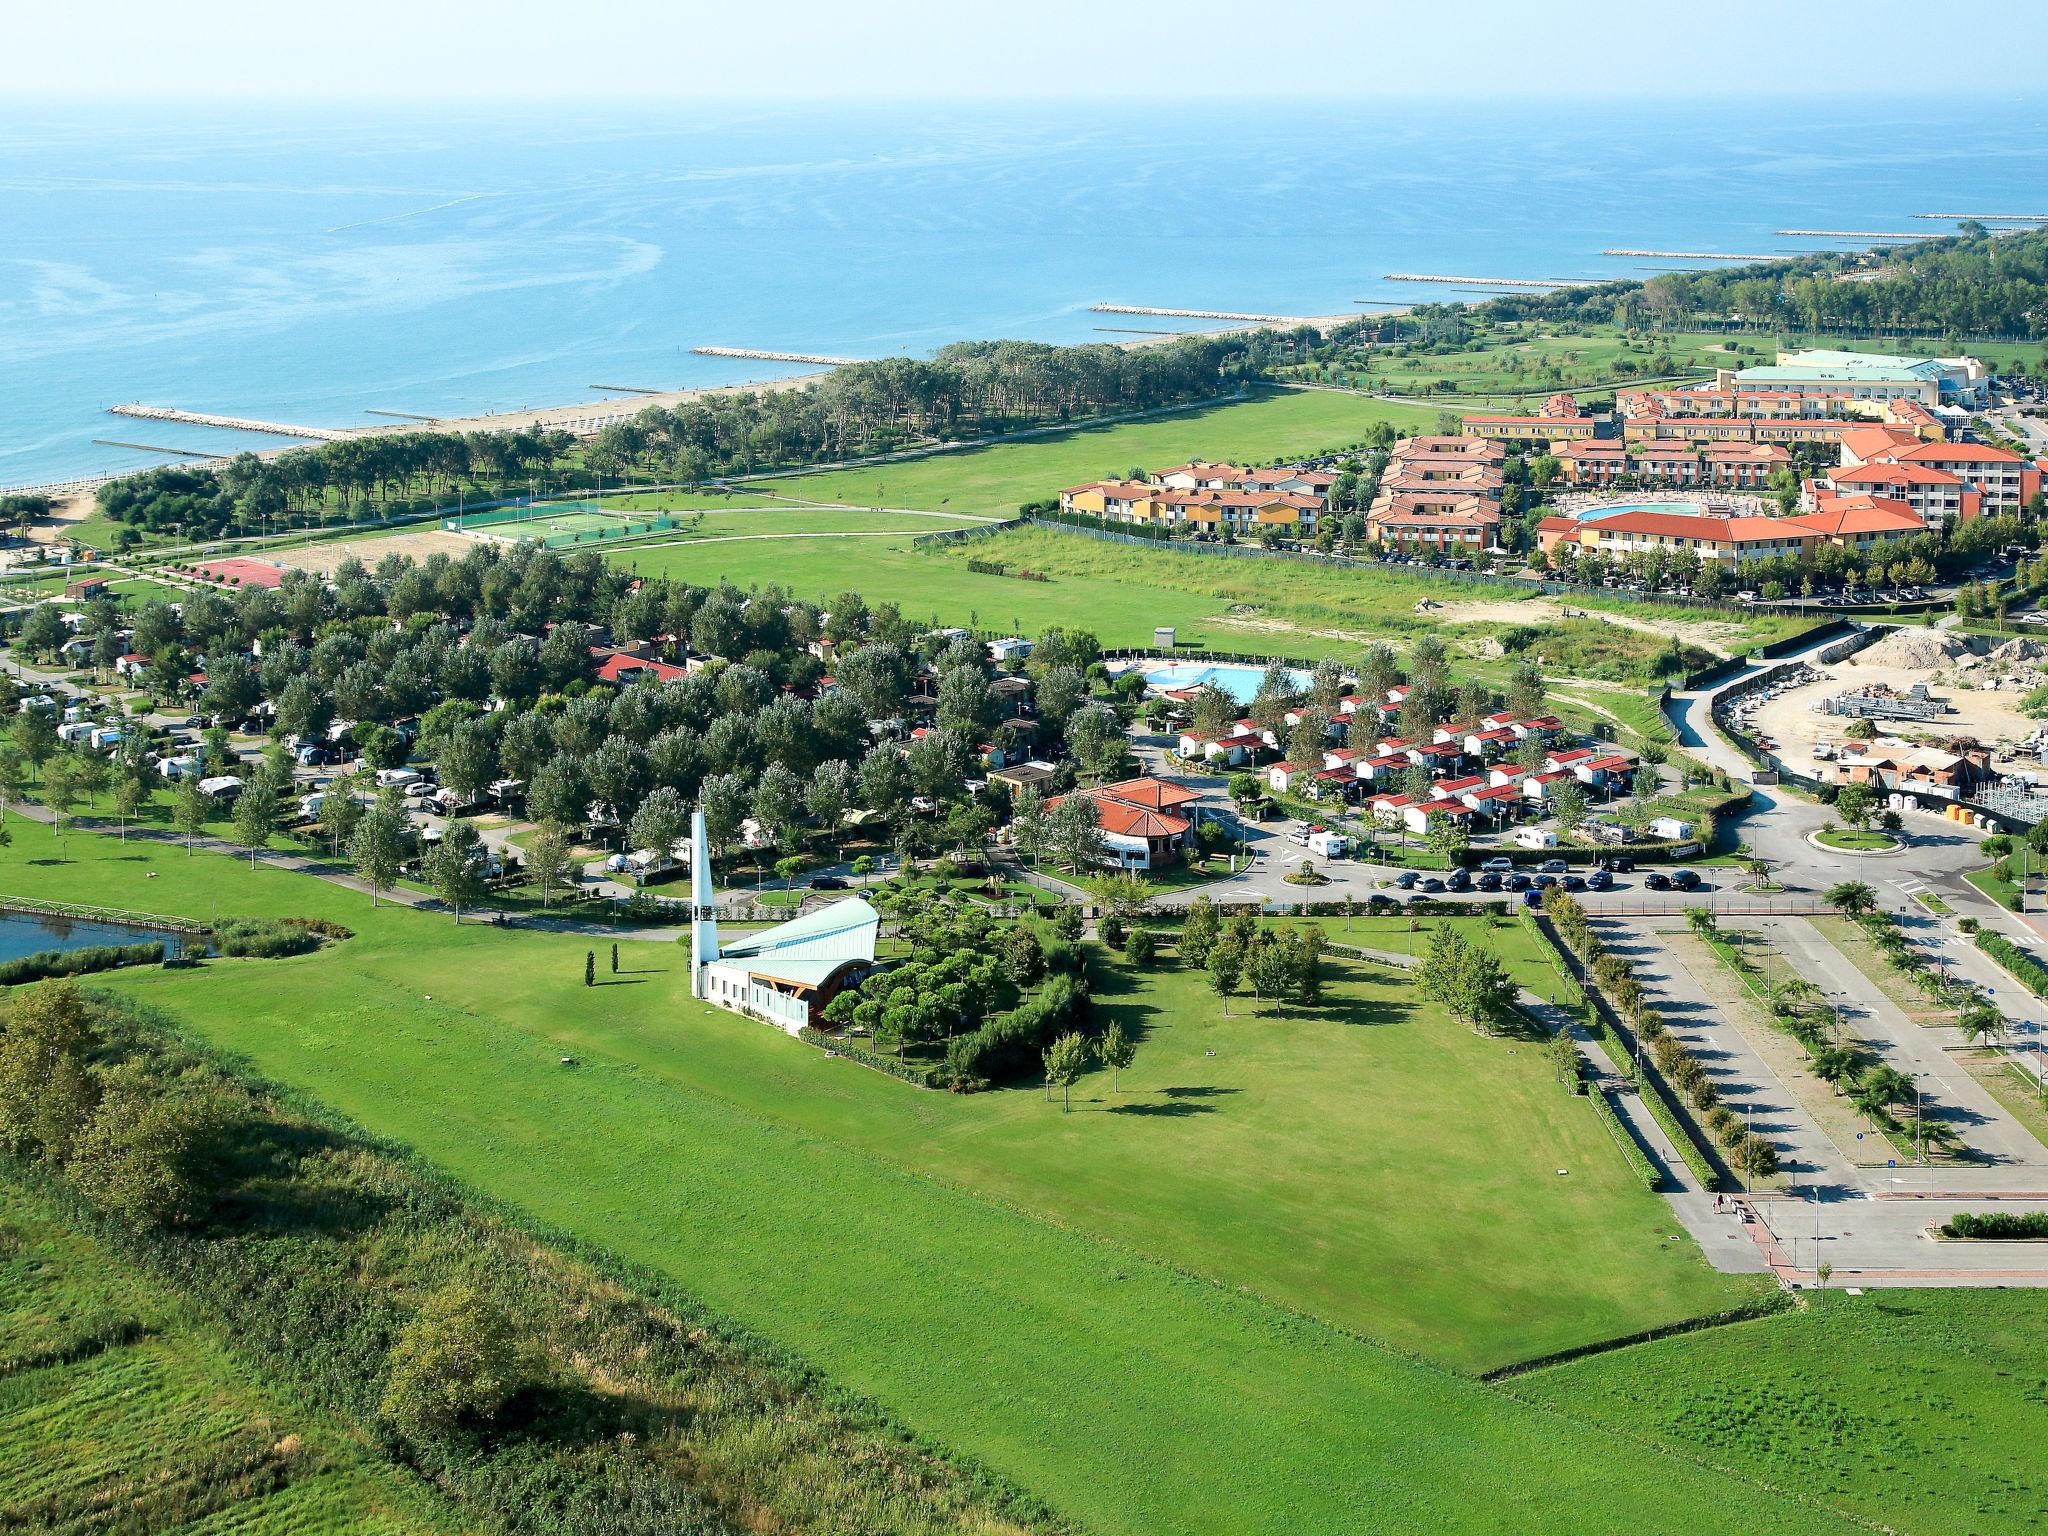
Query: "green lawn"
1815 826 1900 852
731 386 1441 516
621 522 1802 676
1512 1288 2048 1536
0 818 1879 1536
0 1172 455 1535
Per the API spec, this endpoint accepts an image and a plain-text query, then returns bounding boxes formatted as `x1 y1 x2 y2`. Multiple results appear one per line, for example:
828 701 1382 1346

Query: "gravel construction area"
1751 659 2042 765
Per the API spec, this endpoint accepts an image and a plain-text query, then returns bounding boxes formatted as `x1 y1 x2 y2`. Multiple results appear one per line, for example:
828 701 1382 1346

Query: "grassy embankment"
0 817 1883 1536
0 1173 459 1534
1513 1289 2048 1536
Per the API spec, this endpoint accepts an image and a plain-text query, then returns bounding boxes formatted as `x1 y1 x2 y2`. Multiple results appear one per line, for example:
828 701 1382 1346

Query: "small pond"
0 909 203 963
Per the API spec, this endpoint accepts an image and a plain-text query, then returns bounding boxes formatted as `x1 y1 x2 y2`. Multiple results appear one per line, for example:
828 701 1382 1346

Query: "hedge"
1942 1210 2048 1240
0 940 166 986
798 1026 937 1088
1586 1084 1659 1191
211 916 349 959
1975 930 2048 1001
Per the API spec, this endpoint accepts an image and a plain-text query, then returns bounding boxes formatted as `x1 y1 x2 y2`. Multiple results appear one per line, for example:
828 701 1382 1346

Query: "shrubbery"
1943 1210 2048 1240
0 940 165 987
210 915 349 958
1976 930 2048 1001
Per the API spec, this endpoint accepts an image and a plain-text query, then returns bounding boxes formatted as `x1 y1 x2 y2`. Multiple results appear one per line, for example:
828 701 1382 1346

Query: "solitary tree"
111 773 147 842
379 1282 530 1441
1042 1031 1091 1112
171 777 212 854
423 819 489 924
1207 938 1244 1017
1825 881 1878 917
1097 1022 1135 1095
525 821 576 909
230 778 280 868
584 950 596 986
41 755 80 849
348 798 407 907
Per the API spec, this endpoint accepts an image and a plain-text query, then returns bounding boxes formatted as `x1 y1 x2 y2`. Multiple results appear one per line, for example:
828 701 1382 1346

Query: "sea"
3 95 2044 490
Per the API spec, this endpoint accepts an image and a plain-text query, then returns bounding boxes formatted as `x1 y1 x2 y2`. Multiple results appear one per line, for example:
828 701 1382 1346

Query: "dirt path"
1427 595 1742 658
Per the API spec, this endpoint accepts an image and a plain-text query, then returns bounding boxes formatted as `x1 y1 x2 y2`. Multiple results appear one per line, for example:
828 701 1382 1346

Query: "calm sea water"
3 96 2044 488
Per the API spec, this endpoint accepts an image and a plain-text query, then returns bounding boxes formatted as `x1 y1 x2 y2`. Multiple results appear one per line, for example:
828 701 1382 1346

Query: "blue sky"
10 0 2048 99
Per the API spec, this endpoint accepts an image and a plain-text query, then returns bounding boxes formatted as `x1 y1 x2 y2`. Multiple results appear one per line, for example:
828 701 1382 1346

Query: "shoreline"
20 309 1382 523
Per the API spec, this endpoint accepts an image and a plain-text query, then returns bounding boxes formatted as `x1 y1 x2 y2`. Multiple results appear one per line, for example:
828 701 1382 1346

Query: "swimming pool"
1570 501 1706 522
1142 661 1309 705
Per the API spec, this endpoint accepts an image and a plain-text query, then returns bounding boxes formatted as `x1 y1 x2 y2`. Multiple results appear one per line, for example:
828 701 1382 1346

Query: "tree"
1010 784 1049 868
1732 1133 1780 1179
585 950 596 986
1048 791 1106 873
0 980 102 1164
41 754 79 847
1181 896 1219 965
230 777 280 868
1685 907 1717 941
423 819 488 923
1825 881 1878 917
526 821 576 908
1833 782 1876 832
318 782 363 858
1126 927 1156 967
73 749 109 808
1549 779 1588 833
171 777 212 853
380 1282 530 1440
1099 1021 1135 1094
70 1070 232 1230
1066 704 1126 782
1043 1031 1091 1112
110 772 148 841
626 785 690 867
10 707 57 781
348 797 408 907
1207 937 1243 1016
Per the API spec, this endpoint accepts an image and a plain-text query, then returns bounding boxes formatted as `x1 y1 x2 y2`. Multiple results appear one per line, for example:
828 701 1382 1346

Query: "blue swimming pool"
1142 662 1309 705
1571 501 1707 522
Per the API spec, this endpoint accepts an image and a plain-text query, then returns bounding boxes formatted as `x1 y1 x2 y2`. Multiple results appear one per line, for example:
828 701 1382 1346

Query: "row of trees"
1486 228 2048 341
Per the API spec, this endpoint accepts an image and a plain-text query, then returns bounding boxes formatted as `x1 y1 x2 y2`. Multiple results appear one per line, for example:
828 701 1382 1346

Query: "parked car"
1476 872 1503 892
1587 870 1613 891
1672 869 1702 891
810 875 848 891
1645 872 1672 891
1420 877 1445 894
1521 889 1543 908
1533 873 1557 890
1446 868 1472 892
1538 859 1568 875
1561 874 1586 892
1395 870 1419 889
1504 872 1530 892
1481 857 1513 873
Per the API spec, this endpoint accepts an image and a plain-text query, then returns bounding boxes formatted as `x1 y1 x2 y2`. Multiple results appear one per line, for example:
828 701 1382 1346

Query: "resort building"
1724 349 1990 408
1809 436 2038 526
1781 495 1926 551
1362 495 1501 551
1045 775 1205 870
1460 412 1598 443
688 808 883 1035
1551 507 1822 566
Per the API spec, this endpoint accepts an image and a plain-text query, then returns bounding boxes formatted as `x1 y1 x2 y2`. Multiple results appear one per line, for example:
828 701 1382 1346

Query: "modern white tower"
689 805 718 998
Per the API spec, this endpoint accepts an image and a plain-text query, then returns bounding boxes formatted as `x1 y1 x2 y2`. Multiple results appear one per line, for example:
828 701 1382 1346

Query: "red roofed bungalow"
594 652 688 684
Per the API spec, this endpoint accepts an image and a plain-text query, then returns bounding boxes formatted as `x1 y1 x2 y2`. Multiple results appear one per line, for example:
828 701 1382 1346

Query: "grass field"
1513 1288 2048 1536
0 1173 454 1534
623 522 1802 679
0 818 1883 1536
730 386 1442 516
